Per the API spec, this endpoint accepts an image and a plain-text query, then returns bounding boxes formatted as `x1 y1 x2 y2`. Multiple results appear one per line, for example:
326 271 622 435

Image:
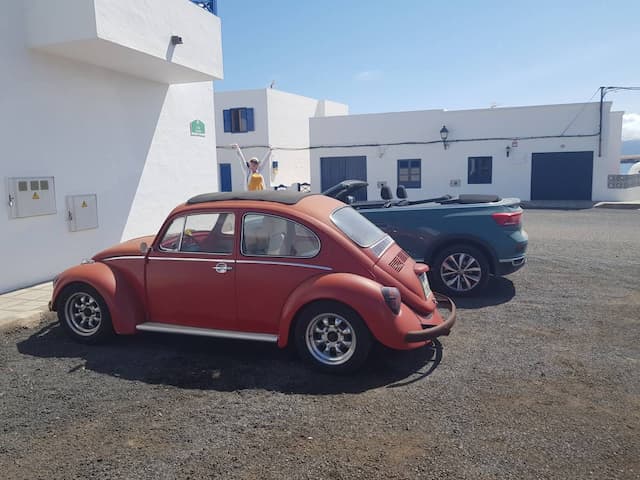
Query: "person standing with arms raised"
232 144 273 191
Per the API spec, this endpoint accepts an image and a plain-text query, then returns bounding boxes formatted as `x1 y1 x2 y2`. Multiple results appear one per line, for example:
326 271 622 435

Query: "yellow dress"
248 173 265 191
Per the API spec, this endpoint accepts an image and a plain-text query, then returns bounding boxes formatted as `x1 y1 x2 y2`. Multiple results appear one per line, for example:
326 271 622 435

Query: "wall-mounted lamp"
506 145 511 157
171 35 184 45
440 125 449 150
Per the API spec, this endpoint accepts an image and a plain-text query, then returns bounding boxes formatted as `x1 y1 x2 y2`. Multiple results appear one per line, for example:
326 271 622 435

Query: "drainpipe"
598 86 604 158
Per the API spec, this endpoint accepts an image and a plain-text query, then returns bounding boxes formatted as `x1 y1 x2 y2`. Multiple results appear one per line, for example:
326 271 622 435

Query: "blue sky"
216 0 640 140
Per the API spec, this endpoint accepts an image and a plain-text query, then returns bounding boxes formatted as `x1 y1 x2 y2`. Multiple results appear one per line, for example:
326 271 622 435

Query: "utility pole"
598 86 640 157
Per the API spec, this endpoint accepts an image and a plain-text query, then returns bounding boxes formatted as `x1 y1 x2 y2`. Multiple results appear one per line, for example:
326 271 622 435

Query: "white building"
310 102 634 203
214 89 347 191
1 0 223 293
216 88 636 203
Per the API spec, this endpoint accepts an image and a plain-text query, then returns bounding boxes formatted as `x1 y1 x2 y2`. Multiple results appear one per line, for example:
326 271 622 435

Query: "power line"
216 132 600 152
559 88 600 136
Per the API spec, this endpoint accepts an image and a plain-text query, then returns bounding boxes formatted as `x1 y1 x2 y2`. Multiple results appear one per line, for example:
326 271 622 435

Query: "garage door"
531 151 593 200
320 156 368 201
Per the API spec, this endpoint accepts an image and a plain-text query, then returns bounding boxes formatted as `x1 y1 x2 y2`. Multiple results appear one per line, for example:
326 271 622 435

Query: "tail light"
492 211 522 226
381 287 401 315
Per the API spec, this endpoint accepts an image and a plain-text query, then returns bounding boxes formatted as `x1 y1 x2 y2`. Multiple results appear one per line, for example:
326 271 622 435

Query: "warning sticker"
32 192 40 200
81 201 88 208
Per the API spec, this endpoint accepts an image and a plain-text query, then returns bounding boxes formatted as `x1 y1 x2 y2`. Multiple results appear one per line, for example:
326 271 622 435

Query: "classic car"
50 191 456 373
324 180 528 297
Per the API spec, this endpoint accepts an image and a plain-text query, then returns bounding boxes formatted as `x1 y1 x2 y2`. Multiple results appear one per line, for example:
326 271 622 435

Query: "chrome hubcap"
64 292 102 336
441 253 482 292
306 313 356 366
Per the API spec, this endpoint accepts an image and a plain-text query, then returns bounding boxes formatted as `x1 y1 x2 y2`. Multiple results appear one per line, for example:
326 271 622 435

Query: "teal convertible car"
324 181 528 297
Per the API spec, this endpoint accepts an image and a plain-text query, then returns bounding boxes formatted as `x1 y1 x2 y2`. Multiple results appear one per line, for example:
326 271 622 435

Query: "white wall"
267 89 322 187
310 102 625 201
0 1 219 293
215 89 348 190
25 0 223 83
215 89 269 191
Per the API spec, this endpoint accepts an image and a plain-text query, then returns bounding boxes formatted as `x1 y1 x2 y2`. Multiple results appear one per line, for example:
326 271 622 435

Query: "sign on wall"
190 120 205 137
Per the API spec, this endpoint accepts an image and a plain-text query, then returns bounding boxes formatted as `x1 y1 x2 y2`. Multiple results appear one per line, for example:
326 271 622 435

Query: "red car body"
50 192 455 372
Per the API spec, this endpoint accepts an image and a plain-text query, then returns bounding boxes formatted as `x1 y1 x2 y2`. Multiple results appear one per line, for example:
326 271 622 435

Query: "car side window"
159 213 235 254
159 216 186 252
242 213 320 257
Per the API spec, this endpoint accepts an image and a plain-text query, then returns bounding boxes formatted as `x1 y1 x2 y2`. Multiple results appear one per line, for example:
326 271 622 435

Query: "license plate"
419 272 432 298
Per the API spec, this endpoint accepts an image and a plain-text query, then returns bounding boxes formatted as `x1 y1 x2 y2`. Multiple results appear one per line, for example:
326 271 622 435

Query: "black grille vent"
389 250 409 272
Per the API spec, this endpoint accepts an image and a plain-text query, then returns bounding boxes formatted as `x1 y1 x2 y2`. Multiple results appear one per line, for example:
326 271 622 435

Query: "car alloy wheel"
431 244 490 297
58 284 114 344
64 292 103 336
295 301 372 373
305 313 357 366
440 253 482 292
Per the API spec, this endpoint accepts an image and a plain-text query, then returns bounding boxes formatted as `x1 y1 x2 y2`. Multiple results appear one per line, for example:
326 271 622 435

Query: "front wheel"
294 302 372 374
58 284 114 344
430 244 490 297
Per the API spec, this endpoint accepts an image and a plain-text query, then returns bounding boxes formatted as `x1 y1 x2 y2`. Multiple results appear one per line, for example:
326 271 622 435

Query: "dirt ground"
1 208 639 479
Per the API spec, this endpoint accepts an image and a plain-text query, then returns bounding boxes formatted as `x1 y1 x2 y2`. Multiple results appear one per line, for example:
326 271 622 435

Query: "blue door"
531 151 593 200
320 156 368 201
219 163 232 192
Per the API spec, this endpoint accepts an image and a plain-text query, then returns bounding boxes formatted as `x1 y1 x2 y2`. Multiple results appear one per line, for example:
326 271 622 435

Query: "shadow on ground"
452 276 516 309
17 321 443 394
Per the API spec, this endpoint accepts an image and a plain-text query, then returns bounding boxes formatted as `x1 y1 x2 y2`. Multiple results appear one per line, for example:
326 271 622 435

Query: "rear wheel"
58 284 114 344
430 244 490 297
294 302 372 374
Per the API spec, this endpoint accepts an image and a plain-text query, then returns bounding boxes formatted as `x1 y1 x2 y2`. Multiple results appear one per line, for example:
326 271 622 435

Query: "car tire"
430 244 490 297
57 283 114 344
294 301 372 374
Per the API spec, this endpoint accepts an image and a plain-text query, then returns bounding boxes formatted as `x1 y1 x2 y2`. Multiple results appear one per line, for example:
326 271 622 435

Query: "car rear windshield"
330 206 387 248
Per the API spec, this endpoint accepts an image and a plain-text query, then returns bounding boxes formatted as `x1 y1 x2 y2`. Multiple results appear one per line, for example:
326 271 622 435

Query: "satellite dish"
629 161 640 175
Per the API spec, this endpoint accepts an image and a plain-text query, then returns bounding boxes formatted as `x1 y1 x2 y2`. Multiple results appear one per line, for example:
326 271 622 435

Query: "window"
242 214 320 257
330 206 387 248
159 213 235 254
223 107 255 133
468 156 493 184
397 159 421 188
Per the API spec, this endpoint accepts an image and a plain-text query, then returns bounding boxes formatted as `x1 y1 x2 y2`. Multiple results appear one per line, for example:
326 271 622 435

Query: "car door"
146 211 237 330
236 212 325 334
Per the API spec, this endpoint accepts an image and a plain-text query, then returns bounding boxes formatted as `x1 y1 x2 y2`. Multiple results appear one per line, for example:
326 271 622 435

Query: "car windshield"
330 206 387 248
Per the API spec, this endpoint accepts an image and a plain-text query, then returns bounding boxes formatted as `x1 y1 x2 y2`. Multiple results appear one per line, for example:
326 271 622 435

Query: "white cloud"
622 113 640 140
354 70 382 82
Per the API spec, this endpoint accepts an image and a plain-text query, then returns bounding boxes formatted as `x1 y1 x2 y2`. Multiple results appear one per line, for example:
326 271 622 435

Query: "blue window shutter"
246 108 255 131
223 109 231 132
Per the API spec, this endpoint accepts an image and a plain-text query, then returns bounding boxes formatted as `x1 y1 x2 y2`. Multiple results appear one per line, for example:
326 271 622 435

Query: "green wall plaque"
190 120 205 137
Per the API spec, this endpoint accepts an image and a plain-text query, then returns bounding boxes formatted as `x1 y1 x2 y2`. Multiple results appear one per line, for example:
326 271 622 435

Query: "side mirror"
139 242 150 254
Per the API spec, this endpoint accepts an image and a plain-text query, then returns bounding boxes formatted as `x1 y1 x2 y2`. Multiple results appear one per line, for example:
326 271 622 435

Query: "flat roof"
186 191 313 205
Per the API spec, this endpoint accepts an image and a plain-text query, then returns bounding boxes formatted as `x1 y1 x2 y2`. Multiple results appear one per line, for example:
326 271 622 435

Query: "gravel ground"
1 208 639 479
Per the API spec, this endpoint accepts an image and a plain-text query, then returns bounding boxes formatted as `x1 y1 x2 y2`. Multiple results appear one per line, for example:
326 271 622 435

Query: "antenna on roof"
269 80 276 89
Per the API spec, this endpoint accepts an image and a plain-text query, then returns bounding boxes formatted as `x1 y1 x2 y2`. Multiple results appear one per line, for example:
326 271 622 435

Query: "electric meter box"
7 177 56 218
66 194 98 232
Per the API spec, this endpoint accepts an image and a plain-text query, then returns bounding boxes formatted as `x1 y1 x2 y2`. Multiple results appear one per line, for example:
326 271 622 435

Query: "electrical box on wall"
66 194 98 232
7 177 56 218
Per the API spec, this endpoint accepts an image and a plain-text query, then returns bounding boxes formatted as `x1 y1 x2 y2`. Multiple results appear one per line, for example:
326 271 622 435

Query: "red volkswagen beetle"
50 191 456 373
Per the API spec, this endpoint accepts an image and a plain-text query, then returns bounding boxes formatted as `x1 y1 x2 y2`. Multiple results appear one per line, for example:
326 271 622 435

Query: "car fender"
51 262 144 335
278 272 425 350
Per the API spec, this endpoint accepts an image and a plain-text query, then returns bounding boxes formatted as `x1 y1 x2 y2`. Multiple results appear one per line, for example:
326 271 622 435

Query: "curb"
594 202 640 210
0 310 53 333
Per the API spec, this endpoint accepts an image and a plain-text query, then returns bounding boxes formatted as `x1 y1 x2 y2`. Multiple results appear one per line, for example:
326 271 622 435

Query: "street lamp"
440 125 449 150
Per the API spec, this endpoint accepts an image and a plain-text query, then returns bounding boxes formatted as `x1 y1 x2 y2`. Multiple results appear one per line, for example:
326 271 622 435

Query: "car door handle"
213 263 233 274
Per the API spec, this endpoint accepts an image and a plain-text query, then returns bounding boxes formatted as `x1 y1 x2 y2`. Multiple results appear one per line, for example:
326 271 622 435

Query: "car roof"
187 191 312 205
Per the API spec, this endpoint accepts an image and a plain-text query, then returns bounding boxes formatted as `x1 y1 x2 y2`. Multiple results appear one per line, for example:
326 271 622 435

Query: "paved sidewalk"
0 282 53 332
